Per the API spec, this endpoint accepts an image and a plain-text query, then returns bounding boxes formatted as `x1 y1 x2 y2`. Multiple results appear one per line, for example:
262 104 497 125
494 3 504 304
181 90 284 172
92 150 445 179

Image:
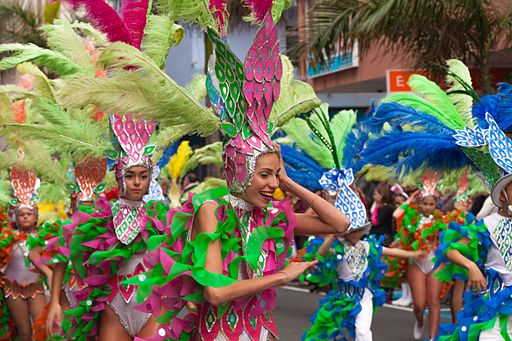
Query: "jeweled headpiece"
68 158 108 201
10 167 40 211
454 112 512 207
206 14 281 193
419 171 440 198
107 114 156 194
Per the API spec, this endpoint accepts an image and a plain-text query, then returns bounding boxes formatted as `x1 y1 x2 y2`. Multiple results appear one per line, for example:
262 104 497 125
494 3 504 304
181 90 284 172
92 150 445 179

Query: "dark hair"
375 182 393 206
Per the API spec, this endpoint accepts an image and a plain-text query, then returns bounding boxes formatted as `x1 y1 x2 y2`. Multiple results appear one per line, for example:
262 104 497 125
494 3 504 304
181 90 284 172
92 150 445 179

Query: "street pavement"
274 286 450 340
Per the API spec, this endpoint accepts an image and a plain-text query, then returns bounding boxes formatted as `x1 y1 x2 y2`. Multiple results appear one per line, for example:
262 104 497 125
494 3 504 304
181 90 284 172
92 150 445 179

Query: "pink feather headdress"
206 14 282 193
106 114 156 195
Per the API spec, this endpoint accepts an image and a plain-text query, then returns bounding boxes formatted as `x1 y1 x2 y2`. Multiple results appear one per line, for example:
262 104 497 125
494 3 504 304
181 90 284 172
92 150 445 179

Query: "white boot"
392 282 408 305
395 283 412 306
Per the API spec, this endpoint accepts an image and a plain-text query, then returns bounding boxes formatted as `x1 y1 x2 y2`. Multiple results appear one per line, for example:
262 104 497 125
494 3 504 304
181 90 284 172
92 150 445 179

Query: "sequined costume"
130 186 295 340
434 213 512 340
302 235 386 340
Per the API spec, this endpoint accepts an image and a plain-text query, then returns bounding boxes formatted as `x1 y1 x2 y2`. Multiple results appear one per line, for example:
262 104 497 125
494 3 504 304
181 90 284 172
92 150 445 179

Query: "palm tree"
288 0 512 93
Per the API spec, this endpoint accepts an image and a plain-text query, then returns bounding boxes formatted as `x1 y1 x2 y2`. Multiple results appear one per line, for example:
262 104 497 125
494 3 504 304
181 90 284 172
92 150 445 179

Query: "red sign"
386 70 428 93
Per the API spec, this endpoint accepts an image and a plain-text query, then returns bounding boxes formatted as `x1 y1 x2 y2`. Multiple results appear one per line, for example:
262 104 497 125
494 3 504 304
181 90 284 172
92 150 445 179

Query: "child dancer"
392 173 446 340
0 168 52 341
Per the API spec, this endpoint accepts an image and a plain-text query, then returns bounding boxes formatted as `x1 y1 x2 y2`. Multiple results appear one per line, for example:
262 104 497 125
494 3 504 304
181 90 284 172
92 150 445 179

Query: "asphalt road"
274 286 448 341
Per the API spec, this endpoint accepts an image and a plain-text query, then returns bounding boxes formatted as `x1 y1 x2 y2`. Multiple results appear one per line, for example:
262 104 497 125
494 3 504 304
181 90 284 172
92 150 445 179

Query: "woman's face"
394 195 406 207
240 153 280 209
419 195 436 216
373 190 382 204
123 166 150 201
16 207 36 230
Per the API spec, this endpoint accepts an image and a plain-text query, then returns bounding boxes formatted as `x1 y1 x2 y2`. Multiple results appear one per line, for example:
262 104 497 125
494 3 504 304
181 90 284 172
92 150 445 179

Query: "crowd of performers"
0 1 511 341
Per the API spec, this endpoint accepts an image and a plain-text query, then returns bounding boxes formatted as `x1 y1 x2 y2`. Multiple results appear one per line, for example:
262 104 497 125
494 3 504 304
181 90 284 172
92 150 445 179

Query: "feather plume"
141 15 184 69
16 62 55 100
445 59 473 126
407 74 464 129
280 144 326 190
180 142 223 179
343 111 372 172
281 118 333 169
0 85 34 99
167 141 192 182
158 0 217 30
38 183 67 204
371 102 454 135
361 131 470 176
270 55 321 128
120 0 150 49
185 74 207 102
40 20 95 72
57 42 218 136
191 177 226 194
153 125 189 161
156 141 180 169
63 0 132 45
69 22 108 45
330 109 356 161
242 0 272 22
0 43 83 75
473 83 512 132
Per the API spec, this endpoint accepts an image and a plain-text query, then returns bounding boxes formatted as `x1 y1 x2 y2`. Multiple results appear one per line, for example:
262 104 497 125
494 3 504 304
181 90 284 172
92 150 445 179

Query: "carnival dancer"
44 114 172 340
126 13 350 341
303 224 423 340
0 167 52 341
392 173 446 340
433 112 512 340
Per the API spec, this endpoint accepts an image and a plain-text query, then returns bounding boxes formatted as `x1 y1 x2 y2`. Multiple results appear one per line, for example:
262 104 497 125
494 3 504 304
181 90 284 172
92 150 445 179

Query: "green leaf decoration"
221 122 237 137
94 183 106 194
105 149 119 160
67 183 78 192
143 144 156 156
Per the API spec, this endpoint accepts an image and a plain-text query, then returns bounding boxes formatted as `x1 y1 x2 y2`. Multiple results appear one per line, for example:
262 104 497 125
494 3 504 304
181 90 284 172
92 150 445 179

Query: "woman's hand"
411 250 427 260
278 260 318 284
273 143 292 192
466 263 486 294
46 300 63 335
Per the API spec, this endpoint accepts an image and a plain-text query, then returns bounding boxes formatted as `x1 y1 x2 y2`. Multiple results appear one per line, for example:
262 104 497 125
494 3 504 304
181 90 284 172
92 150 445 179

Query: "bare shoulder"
194 201 221 234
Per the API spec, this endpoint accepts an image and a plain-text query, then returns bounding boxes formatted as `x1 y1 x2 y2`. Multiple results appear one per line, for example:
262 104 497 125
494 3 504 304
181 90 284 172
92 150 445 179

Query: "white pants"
480 316 512 340
355 289 373 341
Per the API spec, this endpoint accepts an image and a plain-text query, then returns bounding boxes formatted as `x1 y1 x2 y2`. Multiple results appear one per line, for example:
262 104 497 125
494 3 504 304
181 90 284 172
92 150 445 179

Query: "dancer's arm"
195 202 318 306
445 237 486 292
382 247 423 259
46 262 66 333
318 235 335 257
275 146 350 235
393 190 419 219
28 246 53 288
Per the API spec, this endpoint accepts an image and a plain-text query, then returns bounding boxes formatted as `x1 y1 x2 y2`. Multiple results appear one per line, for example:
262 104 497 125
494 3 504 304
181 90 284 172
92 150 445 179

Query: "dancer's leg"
28 292 47 322
137 316 160 338
408 263 427 327
450 280 464 324
426 273 443 338
6 296 32 341
99 305 131 341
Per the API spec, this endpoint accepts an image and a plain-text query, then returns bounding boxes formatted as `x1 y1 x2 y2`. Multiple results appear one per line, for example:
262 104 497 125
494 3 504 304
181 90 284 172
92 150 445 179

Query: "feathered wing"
445 59 473 126
56 42 218 136
141 15 184 69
